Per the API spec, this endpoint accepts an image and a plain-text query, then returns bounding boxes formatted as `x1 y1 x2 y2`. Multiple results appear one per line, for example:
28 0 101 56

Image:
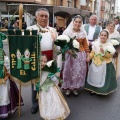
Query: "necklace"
73 28 80 32
36 24 48 33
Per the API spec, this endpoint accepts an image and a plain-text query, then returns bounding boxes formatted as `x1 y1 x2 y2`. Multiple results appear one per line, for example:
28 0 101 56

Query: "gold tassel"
0 79 2 84
36 92 39 99
0 78 5 84
2 79 5 84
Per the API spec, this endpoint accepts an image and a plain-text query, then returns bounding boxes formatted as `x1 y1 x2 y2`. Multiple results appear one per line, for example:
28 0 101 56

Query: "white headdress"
92 30 115 54
62 15 86 39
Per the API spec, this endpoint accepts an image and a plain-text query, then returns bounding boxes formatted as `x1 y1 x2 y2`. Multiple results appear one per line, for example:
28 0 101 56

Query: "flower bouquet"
105 46 116 55
111 39 119 46
67 37 80 58
110 39 120 57
54 35 70 61
111 39 120 51
54 35 80 61
104 45 116 57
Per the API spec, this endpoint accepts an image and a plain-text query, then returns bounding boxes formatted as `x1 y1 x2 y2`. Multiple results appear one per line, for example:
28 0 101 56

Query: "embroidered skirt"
0 79 24 118
62 52 87 90
39 85 70 119
85 62 117 95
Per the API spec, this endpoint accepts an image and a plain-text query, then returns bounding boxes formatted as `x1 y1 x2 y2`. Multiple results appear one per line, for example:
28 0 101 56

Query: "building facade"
0 0 94 28
115 0 120 16
93 0 116 23
94 0 102 21
110 0 116 20
104 0 111 20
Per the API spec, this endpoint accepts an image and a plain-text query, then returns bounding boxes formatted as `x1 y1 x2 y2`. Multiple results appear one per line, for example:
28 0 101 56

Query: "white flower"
73 39 79 49
46 60 54 67
56 35 70 43
106 46 116 55
111 39 119 46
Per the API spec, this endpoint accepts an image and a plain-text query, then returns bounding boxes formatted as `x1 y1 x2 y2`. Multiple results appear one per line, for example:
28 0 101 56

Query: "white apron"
87 61 106 88
40 31 53 51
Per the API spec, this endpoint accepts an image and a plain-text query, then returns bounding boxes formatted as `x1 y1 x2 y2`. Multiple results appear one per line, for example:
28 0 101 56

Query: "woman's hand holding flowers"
100 48 104 54
67 50 73 55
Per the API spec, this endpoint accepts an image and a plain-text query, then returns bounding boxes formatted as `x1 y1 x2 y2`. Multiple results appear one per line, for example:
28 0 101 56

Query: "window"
60 0 63 6
74 0 76 8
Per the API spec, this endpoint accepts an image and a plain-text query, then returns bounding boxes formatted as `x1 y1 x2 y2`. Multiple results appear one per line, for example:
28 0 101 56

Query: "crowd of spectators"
0 18 27 29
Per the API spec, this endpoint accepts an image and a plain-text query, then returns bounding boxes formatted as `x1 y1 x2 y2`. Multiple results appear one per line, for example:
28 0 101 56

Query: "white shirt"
88 25 96 40
40 32 53 51
86 25 102 40
115 24 119 30
27 25 53 51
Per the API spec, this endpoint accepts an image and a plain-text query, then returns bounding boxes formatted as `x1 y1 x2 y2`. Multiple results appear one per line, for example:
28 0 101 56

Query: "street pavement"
3 41 120 120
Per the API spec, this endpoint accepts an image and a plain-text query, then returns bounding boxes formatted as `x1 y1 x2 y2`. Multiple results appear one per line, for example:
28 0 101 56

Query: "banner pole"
18 3 23 117
18 81 21 117
19 4 23 29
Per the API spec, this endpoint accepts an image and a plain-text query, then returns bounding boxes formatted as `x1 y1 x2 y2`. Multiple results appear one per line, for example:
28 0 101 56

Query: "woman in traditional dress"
85 30 117 95
0 55 24 119
61 15 90 96
106 21 120 79
39 55 70 120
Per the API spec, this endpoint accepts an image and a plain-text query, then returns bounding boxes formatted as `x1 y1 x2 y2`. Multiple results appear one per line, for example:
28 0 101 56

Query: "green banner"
8 30 41 83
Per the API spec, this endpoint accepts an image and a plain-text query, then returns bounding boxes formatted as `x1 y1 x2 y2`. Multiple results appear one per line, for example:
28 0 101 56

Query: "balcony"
0 2 7 11
111 10 114 14
105 9 109 13
111 3 115 7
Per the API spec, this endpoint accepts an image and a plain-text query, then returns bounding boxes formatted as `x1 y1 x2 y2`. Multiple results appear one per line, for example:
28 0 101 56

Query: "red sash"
42 50 53 61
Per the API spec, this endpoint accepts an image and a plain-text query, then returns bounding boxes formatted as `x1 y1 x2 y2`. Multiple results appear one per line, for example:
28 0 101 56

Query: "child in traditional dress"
0 54 24 119
85 30 117 95
39 55 70 120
